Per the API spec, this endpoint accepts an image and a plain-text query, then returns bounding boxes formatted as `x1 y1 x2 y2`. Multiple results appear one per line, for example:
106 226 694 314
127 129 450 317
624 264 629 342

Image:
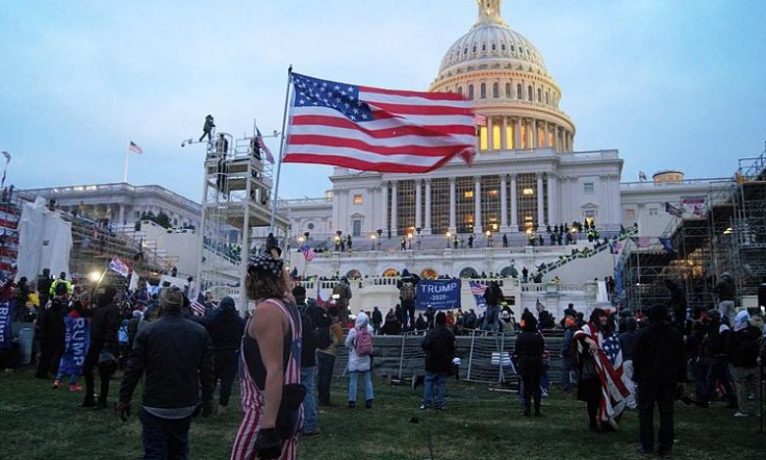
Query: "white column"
514 118 521 150
547 174 558 225
380 181 388 233
473 176 482 234
424 179 432 234
487 116 494 151
449 177 456 232
532 119 538 149
536 173 545 226
415 179 422 230
118 204 125 226
510 174 518 231
500 174 508 231
502 117 508 150
390 181 398 236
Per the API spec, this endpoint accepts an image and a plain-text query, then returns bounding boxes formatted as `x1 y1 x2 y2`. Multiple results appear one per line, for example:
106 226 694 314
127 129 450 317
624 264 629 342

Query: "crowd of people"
1 253 765 459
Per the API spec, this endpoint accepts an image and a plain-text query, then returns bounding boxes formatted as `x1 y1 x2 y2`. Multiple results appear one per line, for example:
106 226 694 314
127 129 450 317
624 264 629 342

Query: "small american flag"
300 244 316 261
128 141 143 155
284 73 476 173
469 281 486 296
256 128 275 164
190 292 207 316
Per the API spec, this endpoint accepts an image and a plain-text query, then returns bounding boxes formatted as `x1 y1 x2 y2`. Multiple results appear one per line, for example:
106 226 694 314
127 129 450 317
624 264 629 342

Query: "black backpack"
314 309 334 350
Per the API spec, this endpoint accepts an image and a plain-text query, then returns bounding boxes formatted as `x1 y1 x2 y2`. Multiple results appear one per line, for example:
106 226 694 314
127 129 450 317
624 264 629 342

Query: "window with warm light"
479 126 488 150
522 187 534 196
353 194 363 205
464 190 474 198
492 125 501 150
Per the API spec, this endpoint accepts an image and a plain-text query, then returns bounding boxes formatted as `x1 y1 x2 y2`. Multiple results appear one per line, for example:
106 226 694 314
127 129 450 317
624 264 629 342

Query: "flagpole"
123 145 130 183
269 65 293 234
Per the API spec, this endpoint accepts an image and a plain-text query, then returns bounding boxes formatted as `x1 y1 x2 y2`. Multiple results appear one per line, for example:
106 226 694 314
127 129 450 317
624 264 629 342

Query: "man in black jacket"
634 304 685 456
117 287 215 459
81 284 121 409
419 312 455 410
35 283 68 379
204 296 244 415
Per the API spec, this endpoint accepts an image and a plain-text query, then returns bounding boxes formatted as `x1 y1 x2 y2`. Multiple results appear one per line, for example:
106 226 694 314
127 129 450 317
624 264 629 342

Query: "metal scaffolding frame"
195 124 290 313
621 143 766 312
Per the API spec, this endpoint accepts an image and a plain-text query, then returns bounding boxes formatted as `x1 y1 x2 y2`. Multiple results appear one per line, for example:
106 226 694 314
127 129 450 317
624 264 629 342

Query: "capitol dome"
430 0 575 153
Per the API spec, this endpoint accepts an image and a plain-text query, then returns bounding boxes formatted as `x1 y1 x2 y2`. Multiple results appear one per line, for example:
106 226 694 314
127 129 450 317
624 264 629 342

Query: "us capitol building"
279 0 726 280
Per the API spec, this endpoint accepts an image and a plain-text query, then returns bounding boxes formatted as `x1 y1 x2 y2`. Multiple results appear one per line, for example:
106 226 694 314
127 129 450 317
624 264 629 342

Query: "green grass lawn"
1 368 764 459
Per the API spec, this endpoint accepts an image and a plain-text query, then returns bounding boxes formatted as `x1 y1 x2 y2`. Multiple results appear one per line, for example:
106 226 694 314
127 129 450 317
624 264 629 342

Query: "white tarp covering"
16 197 72 281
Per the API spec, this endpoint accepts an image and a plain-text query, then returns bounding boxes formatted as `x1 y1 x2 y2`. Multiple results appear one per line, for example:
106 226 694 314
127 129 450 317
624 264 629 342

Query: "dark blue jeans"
139 408 191 460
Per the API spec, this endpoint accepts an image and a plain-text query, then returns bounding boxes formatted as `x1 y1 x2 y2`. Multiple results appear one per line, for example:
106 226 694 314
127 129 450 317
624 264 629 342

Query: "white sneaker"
733 411 750 418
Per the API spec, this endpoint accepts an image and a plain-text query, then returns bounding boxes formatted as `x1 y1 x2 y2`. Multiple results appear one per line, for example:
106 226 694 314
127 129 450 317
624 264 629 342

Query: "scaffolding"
196 124 290 312
621 143 766 312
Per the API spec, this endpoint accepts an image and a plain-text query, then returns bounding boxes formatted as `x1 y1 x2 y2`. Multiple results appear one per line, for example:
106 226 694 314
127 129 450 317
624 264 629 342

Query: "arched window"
482 43 486 52
537 88 542 102
492 82 499 98
480 82 486 99
457 86 463 95
505 82 511 97
527 85 533 101
516 83 522 99
459 267 479 278
491 43 496 51
472 45 477 52
501 43 506 51
546 91 550 104
468 84 475 99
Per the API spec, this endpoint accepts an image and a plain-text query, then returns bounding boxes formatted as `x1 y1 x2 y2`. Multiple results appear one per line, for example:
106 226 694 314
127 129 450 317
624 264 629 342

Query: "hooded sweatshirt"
345 312 373 372
729 311 760 368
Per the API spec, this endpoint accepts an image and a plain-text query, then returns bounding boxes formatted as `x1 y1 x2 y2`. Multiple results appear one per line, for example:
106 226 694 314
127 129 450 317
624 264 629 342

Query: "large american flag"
283 73 476 173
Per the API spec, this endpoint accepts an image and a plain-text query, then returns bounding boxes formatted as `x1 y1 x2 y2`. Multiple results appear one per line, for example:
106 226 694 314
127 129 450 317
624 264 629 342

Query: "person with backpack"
481 282 503 332
419 311 455 411
315 305 343 406
398 270 418 331
345 312 374 409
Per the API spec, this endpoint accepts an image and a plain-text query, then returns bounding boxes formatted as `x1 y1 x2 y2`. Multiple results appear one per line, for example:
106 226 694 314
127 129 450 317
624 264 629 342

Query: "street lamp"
297 235 305 245
445 231 451 248
334 235 341 251
370 234 376 251
485 229 492 247
407 233 413 250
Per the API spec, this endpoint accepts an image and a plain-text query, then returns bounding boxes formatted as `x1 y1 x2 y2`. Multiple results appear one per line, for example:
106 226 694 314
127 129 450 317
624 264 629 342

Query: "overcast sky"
2 0 765 202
